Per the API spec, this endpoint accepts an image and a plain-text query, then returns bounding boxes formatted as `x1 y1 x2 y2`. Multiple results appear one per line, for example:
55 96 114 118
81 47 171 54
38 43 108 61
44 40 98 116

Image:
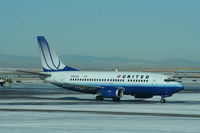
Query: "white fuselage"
42 71 183 96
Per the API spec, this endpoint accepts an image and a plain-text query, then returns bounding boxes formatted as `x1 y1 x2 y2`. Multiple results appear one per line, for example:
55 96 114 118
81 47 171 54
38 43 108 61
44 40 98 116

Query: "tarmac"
0 83 200 133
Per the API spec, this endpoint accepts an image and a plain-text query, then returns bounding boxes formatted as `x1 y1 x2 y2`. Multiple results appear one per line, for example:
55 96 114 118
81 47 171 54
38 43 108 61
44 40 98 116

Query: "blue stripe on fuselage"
55 83 184 96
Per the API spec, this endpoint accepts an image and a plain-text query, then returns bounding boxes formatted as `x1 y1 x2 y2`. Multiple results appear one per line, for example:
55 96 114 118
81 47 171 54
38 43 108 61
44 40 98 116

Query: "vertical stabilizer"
37 36 78 72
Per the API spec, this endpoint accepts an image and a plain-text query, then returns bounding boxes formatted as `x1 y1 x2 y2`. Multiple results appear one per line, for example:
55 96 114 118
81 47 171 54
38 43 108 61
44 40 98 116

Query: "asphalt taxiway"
0 83 200 133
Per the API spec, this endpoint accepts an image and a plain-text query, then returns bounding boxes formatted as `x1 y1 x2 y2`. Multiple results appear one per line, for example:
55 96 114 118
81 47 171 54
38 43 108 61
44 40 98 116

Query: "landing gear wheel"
96 96 104 101
113 97 120 102
160 98 166 103
0 83 3 87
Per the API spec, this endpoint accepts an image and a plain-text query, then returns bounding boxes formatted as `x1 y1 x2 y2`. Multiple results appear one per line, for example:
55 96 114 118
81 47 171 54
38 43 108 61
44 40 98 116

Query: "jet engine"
101 87 124 98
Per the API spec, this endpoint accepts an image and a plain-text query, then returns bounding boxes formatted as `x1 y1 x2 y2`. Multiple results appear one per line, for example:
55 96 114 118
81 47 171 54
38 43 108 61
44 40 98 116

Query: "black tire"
96 96 104 101
113 97 120 102
160 98 166 103
0 83 3 86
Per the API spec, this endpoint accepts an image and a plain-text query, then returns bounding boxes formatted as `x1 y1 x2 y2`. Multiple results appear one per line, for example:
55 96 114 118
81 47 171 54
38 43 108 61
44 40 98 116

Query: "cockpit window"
164 78 176 82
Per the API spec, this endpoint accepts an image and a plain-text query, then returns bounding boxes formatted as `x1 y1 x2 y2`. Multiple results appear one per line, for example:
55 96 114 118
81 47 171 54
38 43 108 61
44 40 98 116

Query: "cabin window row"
70 78 148 83
70 78 125 82
128 79 148 82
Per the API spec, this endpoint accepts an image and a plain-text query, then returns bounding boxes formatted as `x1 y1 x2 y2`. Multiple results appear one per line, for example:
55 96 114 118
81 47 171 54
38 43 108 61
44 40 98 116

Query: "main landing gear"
160 98 166 103
96 96 104 101
96 96 121 102
112 97 120 102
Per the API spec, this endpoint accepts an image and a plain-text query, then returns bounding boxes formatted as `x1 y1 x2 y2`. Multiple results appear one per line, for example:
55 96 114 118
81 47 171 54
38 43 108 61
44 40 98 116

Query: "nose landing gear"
160 94 172 103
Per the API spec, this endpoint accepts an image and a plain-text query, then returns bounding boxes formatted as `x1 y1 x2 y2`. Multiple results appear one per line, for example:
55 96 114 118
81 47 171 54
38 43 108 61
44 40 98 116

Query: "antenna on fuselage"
115 68 118 72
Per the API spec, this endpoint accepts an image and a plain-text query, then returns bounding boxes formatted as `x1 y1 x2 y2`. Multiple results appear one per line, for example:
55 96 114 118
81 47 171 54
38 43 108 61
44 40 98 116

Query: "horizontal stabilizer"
37 36 79 72
16 70 51 76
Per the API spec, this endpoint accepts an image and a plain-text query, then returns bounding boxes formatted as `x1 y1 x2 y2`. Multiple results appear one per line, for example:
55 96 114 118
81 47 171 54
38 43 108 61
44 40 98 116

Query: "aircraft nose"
175 83 184 92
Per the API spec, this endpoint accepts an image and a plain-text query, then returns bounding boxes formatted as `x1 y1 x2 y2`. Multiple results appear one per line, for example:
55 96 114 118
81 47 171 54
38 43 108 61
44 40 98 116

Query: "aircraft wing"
59 82 125 92
16 70 51 76
59 82 102 90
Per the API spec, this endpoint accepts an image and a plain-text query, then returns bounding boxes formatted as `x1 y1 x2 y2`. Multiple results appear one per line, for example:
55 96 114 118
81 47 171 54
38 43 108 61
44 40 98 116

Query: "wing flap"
63 83 102 90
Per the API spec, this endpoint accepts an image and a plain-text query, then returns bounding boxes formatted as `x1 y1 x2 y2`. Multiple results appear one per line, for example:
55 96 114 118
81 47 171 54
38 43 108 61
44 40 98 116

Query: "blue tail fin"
37 36 79 72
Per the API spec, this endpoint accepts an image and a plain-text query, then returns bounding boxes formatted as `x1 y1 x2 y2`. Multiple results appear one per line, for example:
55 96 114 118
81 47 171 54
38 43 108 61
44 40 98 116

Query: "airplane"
18 36 184 103
0 75 6 86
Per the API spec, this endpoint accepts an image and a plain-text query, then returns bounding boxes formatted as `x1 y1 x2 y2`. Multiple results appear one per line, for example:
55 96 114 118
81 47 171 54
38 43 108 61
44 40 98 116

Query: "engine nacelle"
101 87 124 98
134 94 153 98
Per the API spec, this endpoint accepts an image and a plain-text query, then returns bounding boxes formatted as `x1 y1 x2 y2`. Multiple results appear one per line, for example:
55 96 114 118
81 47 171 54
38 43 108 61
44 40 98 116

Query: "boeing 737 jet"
19 36 184 103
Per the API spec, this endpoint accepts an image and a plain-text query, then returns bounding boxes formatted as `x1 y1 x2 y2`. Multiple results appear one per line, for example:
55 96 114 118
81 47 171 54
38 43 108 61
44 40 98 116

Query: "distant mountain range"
0 54 200 69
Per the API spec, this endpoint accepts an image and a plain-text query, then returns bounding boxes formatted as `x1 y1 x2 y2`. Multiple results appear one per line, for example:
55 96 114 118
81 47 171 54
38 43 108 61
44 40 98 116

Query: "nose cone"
174 82 184 93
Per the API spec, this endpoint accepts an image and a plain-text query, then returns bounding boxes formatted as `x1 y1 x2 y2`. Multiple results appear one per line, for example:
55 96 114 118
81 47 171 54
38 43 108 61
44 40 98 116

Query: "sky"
0 0 200 61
